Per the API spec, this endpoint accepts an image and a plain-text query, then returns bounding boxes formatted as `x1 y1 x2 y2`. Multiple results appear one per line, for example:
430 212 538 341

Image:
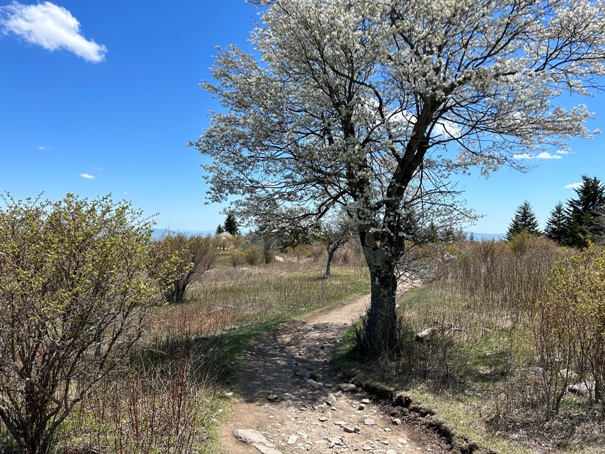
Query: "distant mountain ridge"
467 232 505 241
153 229 504 241
151 229 214 239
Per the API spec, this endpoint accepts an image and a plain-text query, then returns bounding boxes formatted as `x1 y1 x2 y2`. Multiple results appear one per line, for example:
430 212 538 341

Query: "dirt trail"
219 291 448 453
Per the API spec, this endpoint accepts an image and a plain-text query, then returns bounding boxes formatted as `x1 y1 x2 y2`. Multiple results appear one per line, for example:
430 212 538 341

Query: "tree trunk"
324 244 338 278
357 239 399 357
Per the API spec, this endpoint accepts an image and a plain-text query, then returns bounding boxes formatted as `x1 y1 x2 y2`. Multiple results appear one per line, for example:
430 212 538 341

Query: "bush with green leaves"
150 233 217 304
532 245 605 418
0 194 164 454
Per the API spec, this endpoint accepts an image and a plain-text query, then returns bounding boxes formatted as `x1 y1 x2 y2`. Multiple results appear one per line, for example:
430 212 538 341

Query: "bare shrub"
437 237 560 313
59 348 220 453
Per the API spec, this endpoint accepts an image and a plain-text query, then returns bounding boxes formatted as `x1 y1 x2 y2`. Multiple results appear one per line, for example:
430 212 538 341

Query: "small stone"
338 383 357 392
267 394 280 402
391 418 402 426
358 404 366 410
383 428 392 432
361 398 371 404
327 437 343 446
325 393 337 406
363 446 373 451
354 426 361 433
287 435 298 444
364 418 376 425
296 368 311 378
334 420 347 426
318 416 328 422
343 426 356 433
383 440 390 445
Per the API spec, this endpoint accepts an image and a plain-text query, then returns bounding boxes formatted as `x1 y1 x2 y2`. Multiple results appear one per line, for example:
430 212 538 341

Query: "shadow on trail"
237 319 352 405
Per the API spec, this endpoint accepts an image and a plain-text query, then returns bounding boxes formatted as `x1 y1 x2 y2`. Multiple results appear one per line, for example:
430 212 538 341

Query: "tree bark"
358 237 399 357
324 243 338 278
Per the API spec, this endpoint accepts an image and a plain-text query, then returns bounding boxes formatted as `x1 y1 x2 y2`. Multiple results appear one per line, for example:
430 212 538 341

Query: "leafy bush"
243 245 263 265
151 234 217 303
0 194 162 454
230 249 244 267
532 245 605 417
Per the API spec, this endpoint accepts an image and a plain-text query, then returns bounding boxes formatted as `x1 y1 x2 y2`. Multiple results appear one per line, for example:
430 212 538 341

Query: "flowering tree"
193 0 605 356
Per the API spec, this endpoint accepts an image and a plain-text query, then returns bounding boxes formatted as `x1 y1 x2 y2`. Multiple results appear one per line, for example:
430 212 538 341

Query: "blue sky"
1 1 604 234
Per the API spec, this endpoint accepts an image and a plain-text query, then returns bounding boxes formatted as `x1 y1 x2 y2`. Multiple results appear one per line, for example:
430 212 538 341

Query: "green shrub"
230 249 244 267
532 245 605 417
243 245 263 265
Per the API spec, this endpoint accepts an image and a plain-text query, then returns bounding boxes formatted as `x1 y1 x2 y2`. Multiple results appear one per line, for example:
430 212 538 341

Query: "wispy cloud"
0 2 107 63
80 173 95 180
37 145 50 151
565 182 582 190
513 151 562 160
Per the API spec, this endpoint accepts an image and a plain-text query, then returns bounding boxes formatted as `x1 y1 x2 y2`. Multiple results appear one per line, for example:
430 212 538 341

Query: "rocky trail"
218 292 450 453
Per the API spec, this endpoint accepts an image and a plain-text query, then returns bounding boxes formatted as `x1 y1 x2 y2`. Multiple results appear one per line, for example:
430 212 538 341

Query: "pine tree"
545 202 567 244
223 213 239 236
215 224 225 235
563 175 605 248
507 200 541 240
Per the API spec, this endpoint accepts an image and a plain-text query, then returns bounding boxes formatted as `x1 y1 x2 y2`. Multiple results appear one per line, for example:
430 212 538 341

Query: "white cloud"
513 151 562 160
565 182 582 189
556 149 572 155
512 153 533 160
0 2 107 63
80 173 95 180
535 152 562 160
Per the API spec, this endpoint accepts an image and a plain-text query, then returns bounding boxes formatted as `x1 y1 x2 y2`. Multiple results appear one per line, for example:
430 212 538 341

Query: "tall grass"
151 261 370 338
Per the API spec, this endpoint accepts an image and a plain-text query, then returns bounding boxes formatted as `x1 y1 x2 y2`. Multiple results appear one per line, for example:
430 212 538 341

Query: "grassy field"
0 257 369 453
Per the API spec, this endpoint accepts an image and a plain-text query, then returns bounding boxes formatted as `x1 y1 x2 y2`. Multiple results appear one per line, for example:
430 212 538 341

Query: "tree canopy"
193 0 605 356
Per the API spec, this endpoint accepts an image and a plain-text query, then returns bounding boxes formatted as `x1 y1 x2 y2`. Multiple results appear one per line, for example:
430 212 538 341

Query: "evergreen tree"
564 175 605 247
223 213 239 235
507 200 541 240
545 202 567 244
215 224 225 235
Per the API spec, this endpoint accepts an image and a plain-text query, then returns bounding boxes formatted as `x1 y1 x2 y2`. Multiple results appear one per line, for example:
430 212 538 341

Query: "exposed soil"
218 292 451 453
